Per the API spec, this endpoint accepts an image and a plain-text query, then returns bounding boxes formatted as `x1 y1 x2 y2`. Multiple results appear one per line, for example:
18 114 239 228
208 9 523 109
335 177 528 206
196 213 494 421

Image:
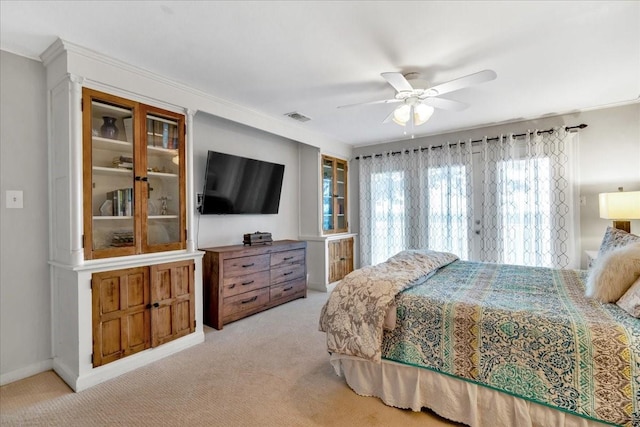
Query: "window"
496 158 552 267
426 165 469 258
369 171 405 265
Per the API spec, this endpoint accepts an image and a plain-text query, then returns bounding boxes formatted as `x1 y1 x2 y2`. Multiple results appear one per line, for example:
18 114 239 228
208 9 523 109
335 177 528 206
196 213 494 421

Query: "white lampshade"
392 103 435 127
599 190 640 219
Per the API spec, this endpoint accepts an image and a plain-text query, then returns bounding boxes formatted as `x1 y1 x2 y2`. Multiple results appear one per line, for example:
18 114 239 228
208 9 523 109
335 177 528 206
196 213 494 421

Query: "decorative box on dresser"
43 39 204 392
202 240 307 330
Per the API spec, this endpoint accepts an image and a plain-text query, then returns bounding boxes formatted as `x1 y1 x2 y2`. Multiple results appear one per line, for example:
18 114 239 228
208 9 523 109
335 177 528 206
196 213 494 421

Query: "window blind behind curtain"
358 127 579 269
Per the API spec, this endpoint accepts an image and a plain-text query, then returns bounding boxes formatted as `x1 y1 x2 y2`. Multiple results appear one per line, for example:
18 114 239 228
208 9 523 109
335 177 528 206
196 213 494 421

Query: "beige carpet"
0 290 463 426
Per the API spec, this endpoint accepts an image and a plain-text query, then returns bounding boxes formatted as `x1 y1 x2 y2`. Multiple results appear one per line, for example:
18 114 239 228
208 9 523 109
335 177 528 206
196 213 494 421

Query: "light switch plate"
6 190 23 209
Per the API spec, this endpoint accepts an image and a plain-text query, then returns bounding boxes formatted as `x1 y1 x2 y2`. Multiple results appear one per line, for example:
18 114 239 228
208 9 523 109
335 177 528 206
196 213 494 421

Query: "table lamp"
599 188 640 233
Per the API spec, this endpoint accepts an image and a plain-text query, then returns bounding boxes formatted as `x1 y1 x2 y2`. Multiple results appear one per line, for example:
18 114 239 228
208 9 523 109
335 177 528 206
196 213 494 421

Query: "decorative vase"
100 116 119 139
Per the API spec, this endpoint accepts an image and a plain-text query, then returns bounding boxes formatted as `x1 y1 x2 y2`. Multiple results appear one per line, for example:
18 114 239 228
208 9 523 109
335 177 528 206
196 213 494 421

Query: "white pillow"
585 242 640 303
617 276 640 317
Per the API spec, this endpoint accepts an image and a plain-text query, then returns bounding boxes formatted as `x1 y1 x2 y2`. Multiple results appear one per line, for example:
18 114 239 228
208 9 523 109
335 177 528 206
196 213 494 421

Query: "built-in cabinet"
44 40 203 392
299 146 356 291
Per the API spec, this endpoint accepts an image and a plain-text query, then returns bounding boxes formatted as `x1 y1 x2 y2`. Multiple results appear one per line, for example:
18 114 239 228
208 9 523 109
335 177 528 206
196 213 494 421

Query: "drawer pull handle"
229 283 236 289
283 271 293 276
283 286 293 292
242 263 255 268
241 296 258 304
241 280 254 286
283 256 294 260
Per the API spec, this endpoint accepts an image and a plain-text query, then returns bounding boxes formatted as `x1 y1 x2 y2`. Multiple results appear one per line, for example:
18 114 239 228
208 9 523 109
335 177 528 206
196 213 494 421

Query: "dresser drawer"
270 278 306 301
271 249 305 268
271 263 305 285
223 287 270 317
222 271 270 298
223 254 270 277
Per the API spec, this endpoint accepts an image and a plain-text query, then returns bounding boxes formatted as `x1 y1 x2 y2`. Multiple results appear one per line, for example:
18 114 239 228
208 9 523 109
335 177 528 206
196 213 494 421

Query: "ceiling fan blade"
381 72 413 93
382 108 396 124
422 97 468 112
338 98 401 109
426 69 497 96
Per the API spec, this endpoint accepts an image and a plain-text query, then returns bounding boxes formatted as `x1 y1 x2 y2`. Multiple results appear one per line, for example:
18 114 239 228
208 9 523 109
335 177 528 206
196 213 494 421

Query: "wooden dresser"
201 240 307 329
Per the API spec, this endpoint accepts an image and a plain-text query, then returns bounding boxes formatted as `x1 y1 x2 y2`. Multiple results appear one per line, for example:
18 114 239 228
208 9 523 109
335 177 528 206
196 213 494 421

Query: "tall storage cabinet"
299 146 356 291
44 40 203 392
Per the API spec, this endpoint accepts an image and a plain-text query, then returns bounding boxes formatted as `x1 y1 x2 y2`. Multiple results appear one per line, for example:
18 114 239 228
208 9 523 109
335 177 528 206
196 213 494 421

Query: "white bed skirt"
330 354 608 427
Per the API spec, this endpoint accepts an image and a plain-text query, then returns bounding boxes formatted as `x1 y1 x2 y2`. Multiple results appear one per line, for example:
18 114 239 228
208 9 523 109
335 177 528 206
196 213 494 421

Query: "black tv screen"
201 151 285 214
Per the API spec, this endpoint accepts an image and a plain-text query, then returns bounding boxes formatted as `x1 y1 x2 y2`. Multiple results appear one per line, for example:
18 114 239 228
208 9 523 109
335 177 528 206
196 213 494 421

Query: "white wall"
0 51 52 383
193 112 300 248
352 102 640 268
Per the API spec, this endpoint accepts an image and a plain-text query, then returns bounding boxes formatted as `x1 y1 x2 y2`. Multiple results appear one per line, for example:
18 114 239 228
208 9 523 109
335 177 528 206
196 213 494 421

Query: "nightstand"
585 250 599 268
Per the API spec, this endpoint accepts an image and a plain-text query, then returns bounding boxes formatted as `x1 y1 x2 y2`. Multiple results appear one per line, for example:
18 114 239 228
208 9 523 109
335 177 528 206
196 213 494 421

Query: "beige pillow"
617 277 640 317
585 242 640 302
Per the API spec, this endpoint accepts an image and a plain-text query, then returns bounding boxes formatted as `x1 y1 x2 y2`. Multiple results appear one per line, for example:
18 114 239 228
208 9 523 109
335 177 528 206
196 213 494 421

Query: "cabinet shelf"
148 171 178 179
147 145 178 156
93 215 133 220
93 166 133 175
149 215 179 220
93 136 132 151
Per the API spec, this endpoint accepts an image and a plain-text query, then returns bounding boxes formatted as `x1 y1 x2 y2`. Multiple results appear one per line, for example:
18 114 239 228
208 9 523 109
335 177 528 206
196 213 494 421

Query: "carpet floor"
0 290 462 426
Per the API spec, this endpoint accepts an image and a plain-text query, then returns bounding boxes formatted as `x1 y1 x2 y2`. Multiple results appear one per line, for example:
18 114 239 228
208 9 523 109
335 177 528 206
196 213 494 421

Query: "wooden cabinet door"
92 267 150 367
329 237 354 283
149 260 195 347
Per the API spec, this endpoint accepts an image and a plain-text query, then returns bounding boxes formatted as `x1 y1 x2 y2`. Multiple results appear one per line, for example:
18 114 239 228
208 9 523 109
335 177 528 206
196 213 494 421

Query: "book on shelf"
105 187 133 216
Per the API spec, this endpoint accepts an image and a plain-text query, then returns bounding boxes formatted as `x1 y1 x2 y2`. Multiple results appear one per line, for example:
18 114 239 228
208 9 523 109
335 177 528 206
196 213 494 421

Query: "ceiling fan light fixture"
413 103 435 125
392 103 434 126
392 104 411 126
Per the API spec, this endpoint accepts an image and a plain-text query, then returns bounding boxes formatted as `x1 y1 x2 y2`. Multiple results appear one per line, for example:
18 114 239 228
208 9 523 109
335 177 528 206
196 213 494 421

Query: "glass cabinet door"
335 158 347 231
83 88 186 260
321 155 348 234
322 157 334 231
83 90 138 259
140 106 185 253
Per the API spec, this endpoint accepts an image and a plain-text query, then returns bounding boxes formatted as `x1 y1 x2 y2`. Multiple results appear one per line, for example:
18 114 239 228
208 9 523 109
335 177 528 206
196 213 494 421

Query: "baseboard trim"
67 331 205 392
0 359 54 386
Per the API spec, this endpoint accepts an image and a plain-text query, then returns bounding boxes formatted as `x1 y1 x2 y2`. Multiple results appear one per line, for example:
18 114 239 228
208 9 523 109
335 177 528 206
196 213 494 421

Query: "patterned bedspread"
319 249 458 362
381 260 640 427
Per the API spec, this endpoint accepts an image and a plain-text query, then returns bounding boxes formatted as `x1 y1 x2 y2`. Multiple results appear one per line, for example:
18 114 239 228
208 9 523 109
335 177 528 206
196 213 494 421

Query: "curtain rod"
354 123 588 160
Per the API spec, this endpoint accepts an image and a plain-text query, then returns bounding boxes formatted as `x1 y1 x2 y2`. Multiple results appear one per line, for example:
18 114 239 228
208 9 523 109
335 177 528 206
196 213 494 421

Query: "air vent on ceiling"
284 112 311 122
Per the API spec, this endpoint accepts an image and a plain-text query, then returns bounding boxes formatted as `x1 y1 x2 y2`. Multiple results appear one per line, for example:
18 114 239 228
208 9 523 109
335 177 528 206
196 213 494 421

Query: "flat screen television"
200 151 285 214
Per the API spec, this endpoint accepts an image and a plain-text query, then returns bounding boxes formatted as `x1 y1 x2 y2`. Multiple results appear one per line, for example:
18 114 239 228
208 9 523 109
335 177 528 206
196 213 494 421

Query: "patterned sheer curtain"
479 128 578 268
359 143 473 267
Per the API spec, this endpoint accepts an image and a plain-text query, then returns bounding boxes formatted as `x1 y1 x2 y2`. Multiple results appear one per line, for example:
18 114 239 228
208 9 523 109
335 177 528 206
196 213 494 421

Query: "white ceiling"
1 1 639 147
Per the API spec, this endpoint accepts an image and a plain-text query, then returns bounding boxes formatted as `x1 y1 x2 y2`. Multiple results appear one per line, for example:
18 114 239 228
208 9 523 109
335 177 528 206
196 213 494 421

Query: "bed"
319 229 640 427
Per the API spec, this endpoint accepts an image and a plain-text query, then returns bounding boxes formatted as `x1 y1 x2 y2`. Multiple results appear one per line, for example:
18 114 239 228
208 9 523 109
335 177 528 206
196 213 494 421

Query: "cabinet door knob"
153 302 159 308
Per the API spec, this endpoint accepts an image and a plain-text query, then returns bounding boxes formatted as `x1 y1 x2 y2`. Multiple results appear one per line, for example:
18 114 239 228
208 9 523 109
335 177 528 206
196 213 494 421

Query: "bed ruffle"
330 354 608 427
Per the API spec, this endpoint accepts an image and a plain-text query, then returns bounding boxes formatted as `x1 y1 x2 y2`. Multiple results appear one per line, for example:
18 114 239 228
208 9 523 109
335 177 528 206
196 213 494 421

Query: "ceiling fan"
339 69 497 128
